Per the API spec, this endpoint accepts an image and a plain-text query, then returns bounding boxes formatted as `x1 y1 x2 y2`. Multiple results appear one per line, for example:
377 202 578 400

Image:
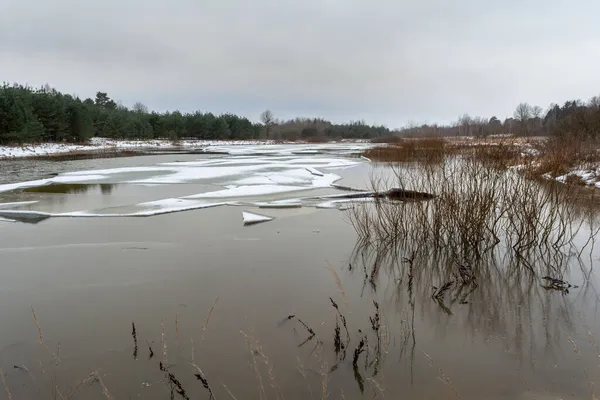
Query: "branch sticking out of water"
132 322 138 360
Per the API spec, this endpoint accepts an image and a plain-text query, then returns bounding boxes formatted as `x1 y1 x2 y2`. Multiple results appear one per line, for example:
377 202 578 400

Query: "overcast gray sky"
1 0 599 128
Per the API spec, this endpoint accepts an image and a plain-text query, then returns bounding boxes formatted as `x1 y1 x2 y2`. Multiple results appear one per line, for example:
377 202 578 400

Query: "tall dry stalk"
201 296 219 342
31 306 48 348
325 262 348 309
0 368 12 400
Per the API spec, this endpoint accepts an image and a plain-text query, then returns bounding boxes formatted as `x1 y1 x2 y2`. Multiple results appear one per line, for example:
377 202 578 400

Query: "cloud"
1 0 599 127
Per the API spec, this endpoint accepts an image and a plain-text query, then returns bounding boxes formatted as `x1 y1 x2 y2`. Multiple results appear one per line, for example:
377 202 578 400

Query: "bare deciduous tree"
514 103 532 135
514 103 532 122
133 102 148 114
261 110 275 139
531 105 543 119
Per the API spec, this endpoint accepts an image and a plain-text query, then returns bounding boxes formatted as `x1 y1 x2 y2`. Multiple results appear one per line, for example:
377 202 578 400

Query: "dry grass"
31 306 48 349
370 135 403 144
363 138 448 164
201 296 219 342
525 135 600 178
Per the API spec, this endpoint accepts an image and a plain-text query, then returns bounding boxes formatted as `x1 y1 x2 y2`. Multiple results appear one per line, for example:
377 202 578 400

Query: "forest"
1 82 599 145
400 96 600 139
0 83 389 144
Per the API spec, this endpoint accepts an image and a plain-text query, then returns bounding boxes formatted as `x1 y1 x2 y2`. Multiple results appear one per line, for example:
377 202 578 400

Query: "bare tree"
514 103 532 135
133 102 148 114
261 110 275 139
531 105 543 119
458 114 472 136
589 95 600 109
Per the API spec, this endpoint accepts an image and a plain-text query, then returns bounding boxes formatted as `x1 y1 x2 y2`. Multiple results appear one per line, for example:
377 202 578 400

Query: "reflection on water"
23 183 117 194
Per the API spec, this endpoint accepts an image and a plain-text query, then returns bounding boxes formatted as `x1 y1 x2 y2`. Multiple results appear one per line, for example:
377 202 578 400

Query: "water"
0 145 599 400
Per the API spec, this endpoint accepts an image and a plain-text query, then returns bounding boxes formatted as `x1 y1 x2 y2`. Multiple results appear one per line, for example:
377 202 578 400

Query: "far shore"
0 137 371 161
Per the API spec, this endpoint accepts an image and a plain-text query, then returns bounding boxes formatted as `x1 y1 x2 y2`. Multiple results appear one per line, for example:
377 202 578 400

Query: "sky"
1 0 599 129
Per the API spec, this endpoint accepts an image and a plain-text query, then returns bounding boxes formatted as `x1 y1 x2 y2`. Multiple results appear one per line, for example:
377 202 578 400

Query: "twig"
31 306 48 348
175 312 180 343
325 262 348 309
161 319 168 364
221 383 238 400
201 296 219 341
423 351 460 399
0 368 12 400
93 371 115 400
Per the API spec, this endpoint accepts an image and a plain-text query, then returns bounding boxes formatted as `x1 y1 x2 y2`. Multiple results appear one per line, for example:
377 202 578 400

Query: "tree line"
0 83 390 145
398 95 600 139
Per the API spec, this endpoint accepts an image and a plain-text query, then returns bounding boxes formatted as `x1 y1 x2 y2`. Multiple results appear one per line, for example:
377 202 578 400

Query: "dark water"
0 151 599 400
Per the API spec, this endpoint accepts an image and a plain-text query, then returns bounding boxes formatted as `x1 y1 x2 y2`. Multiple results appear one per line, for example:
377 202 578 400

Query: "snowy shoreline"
0 138 368 160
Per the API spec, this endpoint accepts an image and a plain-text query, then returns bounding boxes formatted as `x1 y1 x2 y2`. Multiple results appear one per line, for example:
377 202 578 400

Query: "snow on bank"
552 166 600 188
0 138 373 160
0 139 268 159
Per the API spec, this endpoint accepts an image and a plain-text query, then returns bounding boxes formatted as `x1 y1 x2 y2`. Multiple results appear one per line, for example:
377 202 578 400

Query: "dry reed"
201 296 219 341
423 351 460 400
31 306 48 348
0 368 12 400
325 262 348 309
221 383 239 400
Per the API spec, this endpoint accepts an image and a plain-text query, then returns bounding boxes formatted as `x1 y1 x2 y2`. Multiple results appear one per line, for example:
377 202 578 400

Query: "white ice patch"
315 198 376 209
50 174 107 183
184 185 306 198
0 179 51 194
242 211 273 225
0 201 39 209
311 173 343 187
63 199 227 217
305 167 324 176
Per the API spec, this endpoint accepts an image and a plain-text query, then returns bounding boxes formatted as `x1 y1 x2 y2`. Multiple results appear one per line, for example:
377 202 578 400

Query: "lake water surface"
0 143 599 400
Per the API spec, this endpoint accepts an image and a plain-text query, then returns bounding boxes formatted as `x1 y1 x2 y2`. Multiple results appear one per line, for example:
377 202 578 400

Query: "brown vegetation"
363 138 447 164
369 135 403 144
348 153 599 269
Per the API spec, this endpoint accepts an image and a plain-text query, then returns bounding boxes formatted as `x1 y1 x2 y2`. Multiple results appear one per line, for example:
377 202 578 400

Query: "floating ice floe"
184 185 307 199
305 167 324 176
315 197 377 210
0 201 39 209
242 211 274 225
252 199 304 209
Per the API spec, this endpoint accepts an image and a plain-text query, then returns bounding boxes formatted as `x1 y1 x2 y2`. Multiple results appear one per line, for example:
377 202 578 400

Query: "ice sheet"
184 185 307 198
0 201 39 209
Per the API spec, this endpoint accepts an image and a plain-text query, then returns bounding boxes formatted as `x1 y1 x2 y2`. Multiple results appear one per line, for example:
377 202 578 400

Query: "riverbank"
0 137 331 160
